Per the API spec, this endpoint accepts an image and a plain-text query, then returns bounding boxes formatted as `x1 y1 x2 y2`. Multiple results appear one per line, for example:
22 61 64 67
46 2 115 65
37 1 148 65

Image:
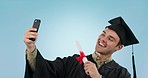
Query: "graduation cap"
106 16 139 78
106 16 139 46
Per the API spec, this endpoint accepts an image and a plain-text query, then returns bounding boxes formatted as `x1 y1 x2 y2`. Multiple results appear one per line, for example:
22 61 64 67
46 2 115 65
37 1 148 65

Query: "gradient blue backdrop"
0 0 147 78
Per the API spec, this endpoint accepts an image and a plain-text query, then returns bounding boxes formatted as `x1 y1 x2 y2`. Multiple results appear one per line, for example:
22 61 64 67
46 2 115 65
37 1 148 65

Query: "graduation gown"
25 50 131 78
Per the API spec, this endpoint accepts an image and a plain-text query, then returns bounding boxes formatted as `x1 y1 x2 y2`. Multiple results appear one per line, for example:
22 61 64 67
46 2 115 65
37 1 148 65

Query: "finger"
85 69 90 75
25 28 38 35
24 38 33 44
26 35 38 41
84 61 92 68
28 28 37 32
84 61 92 65
86 72 89 75
24 33 37 40
24 33 38 43
24 31 38 38
24 28 36 34
84 65 88 70
24 33 36 41
84 64 90 75
28 32 38 37
25 30 38 36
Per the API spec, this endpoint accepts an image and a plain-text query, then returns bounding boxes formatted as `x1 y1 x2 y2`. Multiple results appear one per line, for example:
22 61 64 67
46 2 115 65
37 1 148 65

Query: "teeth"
99 42 105 47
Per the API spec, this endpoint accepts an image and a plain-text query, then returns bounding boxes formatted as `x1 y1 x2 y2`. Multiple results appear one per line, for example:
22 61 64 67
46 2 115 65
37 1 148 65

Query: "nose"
100 36 107 43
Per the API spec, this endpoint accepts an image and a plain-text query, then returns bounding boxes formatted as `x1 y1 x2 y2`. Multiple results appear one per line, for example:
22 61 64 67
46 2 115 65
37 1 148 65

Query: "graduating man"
24 16 139 78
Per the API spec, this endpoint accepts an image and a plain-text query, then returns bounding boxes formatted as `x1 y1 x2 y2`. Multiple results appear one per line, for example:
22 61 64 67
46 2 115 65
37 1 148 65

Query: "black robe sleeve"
24 50 90 78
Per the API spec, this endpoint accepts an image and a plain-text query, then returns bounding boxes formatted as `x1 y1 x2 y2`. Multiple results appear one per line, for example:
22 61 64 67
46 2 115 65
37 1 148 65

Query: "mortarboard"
106 16 139 78
106 16 139 46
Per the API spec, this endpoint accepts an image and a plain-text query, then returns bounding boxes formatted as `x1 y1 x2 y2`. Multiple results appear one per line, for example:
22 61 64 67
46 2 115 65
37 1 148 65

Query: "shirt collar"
92 51 113 68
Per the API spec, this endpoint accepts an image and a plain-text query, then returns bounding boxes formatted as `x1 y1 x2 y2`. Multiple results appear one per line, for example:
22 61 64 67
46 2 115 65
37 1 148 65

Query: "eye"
108 37 114 42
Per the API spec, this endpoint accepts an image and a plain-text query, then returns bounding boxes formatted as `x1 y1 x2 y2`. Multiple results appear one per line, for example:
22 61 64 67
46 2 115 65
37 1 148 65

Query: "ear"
115 45 123 51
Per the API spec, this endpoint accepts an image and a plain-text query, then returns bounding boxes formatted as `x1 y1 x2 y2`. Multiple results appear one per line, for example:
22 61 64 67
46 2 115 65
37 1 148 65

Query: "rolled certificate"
82 57 88 63
76 41 88 64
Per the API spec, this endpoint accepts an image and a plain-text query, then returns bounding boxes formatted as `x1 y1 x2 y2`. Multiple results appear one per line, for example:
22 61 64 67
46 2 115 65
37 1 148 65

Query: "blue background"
0 0 147 78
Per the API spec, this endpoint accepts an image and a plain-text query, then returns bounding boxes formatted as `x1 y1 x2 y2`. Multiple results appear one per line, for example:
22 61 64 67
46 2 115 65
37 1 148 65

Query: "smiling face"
95 28 123 55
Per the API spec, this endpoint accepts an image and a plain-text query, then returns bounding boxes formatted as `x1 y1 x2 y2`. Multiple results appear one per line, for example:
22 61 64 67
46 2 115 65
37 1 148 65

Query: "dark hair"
116 39 122 46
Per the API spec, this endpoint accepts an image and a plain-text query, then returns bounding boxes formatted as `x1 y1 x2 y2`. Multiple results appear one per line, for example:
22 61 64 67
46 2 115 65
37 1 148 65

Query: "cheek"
106 43 117 52
97 35 103 41
96 36 101 42
107 41 117 47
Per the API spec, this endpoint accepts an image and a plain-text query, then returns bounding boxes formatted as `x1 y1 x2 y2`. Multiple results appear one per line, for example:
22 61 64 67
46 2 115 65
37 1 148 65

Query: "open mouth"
98 41 106 48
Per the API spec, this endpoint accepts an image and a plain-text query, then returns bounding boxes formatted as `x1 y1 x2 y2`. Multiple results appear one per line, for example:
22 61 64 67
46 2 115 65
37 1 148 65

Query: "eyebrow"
103 30 106 34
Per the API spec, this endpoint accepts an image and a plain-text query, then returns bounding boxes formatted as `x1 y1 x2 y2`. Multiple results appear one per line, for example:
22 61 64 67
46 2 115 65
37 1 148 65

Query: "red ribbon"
76 51 86 64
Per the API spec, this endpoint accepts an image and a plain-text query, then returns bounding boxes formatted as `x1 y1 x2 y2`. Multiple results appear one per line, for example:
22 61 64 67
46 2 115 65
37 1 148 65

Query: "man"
24 17 139 78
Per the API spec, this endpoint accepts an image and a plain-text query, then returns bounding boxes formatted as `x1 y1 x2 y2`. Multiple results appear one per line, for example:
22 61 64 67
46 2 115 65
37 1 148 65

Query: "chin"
95 47 104 52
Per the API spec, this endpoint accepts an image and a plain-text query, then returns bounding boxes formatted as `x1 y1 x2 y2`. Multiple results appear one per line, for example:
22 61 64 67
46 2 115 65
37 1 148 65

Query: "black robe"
25 50 131 78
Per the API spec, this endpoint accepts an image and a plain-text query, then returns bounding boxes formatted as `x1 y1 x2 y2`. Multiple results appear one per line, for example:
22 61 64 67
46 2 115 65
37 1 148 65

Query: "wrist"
26 46 36 53
92 73 101 78
26 47 37 60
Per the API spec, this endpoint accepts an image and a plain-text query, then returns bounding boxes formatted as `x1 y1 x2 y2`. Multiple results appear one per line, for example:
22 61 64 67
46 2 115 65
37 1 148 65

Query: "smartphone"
29 19 41 41
32 19 41 32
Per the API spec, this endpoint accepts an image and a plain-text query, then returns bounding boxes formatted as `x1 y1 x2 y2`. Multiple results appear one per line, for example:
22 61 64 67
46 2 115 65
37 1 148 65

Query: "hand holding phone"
29 19 41 41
